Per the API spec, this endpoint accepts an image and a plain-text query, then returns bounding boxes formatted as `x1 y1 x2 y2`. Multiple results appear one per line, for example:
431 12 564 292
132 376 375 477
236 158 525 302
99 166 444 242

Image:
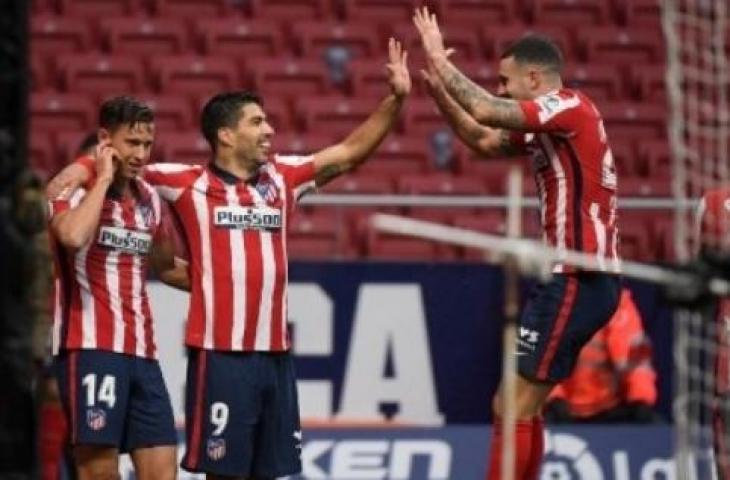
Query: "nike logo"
293 430 302 441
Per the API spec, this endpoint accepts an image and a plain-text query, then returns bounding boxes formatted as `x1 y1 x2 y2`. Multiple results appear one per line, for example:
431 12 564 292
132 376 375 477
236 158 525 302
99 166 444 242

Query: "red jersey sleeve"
141 163 202 202
273 154 316 201
48 188 86 220
518 90 584 133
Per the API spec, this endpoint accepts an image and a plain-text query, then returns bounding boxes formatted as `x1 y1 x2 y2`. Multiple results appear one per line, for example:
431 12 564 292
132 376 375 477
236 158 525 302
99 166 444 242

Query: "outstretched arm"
413 7 527 130
312 38 411 186
422 65 523 158
50 143 116 249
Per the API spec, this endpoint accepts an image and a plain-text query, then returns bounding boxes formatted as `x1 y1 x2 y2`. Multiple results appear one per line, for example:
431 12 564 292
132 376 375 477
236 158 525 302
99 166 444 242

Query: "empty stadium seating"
29 0 675 262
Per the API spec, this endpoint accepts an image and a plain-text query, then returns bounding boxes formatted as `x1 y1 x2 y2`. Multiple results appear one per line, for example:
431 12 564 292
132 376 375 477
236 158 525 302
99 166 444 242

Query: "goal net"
664 0 730 477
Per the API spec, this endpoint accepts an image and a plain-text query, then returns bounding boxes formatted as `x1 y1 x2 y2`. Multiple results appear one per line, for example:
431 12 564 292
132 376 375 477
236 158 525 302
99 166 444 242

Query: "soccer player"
696 188 730 479
413 7 621 479
48 96 189 480
40 133 99 480
47 38 410 479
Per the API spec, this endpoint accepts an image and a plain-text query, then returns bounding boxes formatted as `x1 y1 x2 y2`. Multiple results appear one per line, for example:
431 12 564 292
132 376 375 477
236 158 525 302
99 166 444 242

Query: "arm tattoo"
314 163 344 186
438 61 526 130
498 130 521 156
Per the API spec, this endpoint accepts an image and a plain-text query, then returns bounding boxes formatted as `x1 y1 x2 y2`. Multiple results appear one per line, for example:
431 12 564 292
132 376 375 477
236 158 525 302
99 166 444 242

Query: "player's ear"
217 127 235 149
97 128 111 144
528 68 541 91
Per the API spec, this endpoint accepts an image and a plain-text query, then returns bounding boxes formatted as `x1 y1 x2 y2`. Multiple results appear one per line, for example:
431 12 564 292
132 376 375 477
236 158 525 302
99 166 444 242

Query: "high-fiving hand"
413 6 448 61
385 37 411 98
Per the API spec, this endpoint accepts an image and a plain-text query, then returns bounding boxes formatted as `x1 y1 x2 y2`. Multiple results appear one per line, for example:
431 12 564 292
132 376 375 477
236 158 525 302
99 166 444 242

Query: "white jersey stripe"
269 169 289 348
133 205 147 357
192 173 215 349
109 203 125 352
589 202 607 271
246 183 273 350
51 277 62 355
76 242 96 349
540 135 567 271
225 185 247 349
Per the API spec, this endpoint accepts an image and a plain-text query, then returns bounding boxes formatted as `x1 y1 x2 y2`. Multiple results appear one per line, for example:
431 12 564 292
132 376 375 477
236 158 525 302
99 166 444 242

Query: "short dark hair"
75 132 99 157
98 96 154 132
500 34 564 74
200 91 263 152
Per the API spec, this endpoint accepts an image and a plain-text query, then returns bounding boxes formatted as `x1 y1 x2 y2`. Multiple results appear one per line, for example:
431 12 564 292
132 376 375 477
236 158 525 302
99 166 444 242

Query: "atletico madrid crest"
207 438 226 460
86 408 107 431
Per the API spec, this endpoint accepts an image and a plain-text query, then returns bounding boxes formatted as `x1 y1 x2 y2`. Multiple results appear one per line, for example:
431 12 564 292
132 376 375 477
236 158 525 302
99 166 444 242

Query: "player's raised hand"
421 49 454 95
413 6 447 60
385 37 411 99
95 141 118 184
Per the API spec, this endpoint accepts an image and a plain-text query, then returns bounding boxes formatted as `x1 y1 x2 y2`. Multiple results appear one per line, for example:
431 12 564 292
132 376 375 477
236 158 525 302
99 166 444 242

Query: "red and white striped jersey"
511 88 620 273
140 156 315 352
696 188 730 393
49 179 162 358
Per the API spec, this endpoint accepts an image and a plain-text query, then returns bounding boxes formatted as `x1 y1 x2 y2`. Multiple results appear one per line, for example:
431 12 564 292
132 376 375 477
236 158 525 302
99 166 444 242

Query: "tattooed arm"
424 68 523 157
312 38 411 186
432 58 527 130
413 6 527 130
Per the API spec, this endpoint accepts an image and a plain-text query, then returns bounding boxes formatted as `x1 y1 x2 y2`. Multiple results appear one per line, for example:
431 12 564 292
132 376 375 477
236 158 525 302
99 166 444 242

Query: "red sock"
524 416 545 480
486 417 534 480
39 403 67 480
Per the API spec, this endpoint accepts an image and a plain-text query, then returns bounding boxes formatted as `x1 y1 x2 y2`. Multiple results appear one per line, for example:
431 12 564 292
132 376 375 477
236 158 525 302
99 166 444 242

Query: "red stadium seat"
291 22 380 59
524 0 613 26
153 55 238 97
247 0 330 21
197 19 284 58
397 23 482 62
619 0 662 28
288 237 344 260
296 96 391 136
620 176 671 197
636 139 671 179
102 17 187 56
436 0 516 26
57 0 143 17
322 173 395 194
402 99 450 136
249 58 330 99
136 94 195 131
578 27 664 65
31 16 92 59
55 130 98 165
453 212 507 235
564 64 625 102
356 158 427 178
339 0 420 23
158 131 210 164
602 103 666 144
29 131 55 174
148 0 235 18
484 24 574 60
31 93 96 131
366 236 439 261
619 212 659 262
608 139 638 178
376 136 429 164
272 133 334 155
398 173 487 195
347 59 394 97
631 64 666 103
30 56 48 91
58 54 146 96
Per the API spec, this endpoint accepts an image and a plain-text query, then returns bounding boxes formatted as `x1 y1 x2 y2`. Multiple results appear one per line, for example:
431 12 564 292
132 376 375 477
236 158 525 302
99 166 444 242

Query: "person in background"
544 288 660 423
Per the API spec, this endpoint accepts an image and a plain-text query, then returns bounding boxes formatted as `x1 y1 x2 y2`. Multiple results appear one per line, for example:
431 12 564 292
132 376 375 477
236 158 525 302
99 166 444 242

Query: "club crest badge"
207 438 226 460
86 408 107 431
